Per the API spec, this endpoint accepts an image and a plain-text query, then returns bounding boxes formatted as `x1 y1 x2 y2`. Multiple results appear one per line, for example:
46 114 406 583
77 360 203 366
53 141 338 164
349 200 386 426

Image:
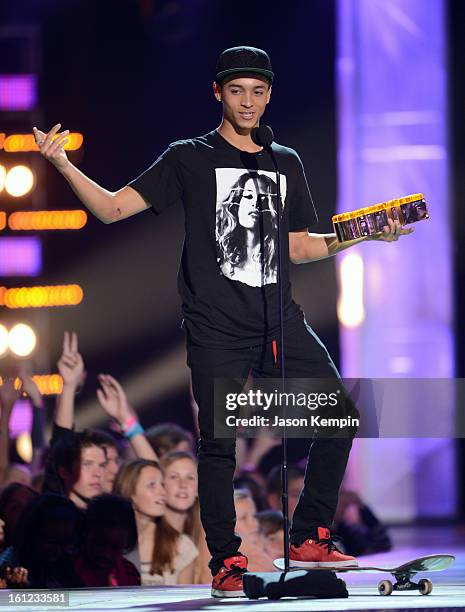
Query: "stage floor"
0 526 463 612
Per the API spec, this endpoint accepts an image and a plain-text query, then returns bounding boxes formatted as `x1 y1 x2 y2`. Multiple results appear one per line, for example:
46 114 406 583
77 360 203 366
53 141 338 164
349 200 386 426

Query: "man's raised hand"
33 124 70 172
57 331 86 390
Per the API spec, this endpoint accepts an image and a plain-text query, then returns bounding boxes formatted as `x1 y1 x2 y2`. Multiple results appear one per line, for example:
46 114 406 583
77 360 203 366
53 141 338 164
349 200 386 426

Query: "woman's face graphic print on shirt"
215 168 287 288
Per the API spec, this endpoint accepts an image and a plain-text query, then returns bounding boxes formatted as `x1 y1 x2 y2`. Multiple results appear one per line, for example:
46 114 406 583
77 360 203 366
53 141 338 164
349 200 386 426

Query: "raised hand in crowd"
96 374 158 462
57 331 86 390
96 374 134 425
55 331 86 429
17 366 44 409
0 375 20 411
2 565 28 588
0 376 21 486
1 368 46 485
235 432 281 482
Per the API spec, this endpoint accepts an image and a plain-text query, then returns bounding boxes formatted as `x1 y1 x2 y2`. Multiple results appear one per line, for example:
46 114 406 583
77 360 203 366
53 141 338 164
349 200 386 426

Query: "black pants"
187 317 356 576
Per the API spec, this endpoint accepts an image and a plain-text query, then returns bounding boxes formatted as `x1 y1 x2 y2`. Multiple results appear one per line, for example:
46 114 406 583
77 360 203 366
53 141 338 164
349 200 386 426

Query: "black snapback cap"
215 46 274 84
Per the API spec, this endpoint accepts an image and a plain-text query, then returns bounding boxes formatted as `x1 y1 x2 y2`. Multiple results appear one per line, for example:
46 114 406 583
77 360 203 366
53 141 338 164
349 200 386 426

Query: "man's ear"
266 85 272 105
213 81 222 102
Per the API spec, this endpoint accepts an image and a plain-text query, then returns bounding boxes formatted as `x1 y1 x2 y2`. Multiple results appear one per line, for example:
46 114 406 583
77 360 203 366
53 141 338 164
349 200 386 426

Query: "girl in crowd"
73 494 140 587
233 489 275 572
161 451 210 583
113 459 197 585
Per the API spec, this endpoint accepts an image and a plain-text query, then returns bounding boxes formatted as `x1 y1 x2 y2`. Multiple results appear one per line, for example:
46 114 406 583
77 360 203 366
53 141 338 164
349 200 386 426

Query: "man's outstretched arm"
289 218 415 264
33 123 149 224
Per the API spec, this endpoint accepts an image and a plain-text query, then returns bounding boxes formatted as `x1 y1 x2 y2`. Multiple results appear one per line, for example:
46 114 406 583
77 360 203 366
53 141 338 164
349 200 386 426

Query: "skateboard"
273 554 455 596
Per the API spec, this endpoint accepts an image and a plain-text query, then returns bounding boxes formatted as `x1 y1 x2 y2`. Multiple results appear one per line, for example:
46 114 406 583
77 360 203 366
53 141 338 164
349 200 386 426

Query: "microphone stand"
265 145 290 573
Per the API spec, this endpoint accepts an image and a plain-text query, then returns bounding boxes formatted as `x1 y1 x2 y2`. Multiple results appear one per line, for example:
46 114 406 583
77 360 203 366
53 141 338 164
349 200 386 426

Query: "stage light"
337 252 365 328
0 237 42 276
0 75 37 112
32 374 63 395
0 164 5 191
8 323 37 357
16 432 33 463
0 374 63 395
1 132 84 153
0 324 8 356
2 284 84 308
65 132 84 151
4 165 34 197
0 211 5 230
8 210 87 230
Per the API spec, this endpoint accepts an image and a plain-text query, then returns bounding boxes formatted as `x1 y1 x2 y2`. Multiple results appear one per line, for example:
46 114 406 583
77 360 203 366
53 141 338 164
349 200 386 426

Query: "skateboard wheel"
378 579 393 596
418 578 433 595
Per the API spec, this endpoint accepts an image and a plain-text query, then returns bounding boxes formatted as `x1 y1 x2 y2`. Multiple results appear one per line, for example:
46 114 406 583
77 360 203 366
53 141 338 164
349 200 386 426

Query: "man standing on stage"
34 46 413 597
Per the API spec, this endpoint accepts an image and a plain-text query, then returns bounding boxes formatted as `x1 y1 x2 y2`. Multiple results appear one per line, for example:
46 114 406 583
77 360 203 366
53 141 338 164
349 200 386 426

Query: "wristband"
125 422 144 440
121 415 137 433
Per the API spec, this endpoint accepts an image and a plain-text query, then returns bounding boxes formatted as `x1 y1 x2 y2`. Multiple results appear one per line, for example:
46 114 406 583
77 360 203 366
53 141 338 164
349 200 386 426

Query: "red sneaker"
211 555 248 598
290 527 358 568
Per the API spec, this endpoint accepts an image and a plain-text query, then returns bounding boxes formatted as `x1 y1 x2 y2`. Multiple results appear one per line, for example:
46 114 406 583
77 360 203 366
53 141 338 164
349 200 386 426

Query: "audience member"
233 473 268 512
3 464 32 488
0 494 83 588
114 459 197 585
73 494 140 586
161 450 210 583
0 483 39 550
233 489 274 572
44 429 107 508
145 423 194 458
91 429 122 493
257 509 284 560
266 464 305 518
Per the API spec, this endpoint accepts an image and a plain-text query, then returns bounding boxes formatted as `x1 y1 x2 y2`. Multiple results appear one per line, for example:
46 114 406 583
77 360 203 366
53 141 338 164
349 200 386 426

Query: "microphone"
251 124 274 148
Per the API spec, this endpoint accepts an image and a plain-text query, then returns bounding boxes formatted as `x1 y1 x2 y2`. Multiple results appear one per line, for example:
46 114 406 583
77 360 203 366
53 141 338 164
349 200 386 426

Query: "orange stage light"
32 374 64 395
8 210 87 230
0 374 63 395
1 132 84 153
0 284 83 308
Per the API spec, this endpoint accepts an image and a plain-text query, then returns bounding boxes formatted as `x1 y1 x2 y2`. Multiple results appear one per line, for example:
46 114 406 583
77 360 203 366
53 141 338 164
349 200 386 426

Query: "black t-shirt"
128 129 318 348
